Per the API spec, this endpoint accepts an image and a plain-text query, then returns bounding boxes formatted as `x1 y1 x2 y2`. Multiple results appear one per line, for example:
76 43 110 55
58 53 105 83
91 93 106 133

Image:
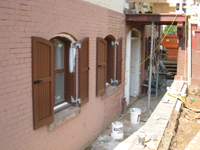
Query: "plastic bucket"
130 108 141 124
111 121 123 139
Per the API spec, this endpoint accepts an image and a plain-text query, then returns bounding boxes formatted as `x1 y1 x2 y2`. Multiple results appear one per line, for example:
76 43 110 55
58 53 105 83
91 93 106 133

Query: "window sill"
47 106 80 131
101 85 117 100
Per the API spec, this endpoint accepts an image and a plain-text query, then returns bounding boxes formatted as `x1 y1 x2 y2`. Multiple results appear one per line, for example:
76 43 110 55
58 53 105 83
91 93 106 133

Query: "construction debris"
188 85 200 97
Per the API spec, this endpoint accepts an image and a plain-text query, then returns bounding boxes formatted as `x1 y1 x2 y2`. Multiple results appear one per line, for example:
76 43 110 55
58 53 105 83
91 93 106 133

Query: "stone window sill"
101 85 117 100
48 106 80 131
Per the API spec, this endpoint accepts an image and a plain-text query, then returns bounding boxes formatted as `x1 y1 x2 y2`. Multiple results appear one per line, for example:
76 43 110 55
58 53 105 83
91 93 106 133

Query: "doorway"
125 29 141 105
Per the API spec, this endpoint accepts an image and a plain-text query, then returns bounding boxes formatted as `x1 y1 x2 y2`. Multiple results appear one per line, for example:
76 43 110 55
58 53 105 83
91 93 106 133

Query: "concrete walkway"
114 81 184 150
88 81 173 150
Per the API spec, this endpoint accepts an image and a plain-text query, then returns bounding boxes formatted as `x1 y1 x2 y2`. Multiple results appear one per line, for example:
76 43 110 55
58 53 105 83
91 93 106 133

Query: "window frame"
51 37 76 109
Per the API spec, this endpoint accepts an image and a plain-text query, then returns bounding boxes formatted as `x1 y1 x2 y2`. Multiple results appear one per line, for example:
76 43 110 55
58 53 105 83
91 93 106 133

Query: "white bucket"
130 108 141 124
111 121 123 139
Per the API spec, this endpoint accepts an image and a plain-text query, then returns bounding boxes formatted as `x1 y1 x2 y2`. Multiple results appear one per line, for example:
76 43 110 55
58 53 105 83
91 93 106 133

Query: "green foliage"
163 25 177 35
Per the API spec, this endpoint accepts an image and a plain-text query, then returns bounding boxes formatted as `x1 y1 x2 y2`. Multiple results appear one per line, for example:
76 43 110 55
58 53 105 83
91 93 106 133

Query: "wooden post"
139 3 145 13
122 97 127 114
135 2 139 13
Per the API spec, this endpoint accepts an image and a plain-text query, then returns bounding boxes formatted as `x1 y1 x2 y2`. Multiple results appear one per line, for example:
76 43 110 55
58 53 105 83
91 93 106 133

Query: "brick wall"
101 10 125 130
0 0 125 150
176 24 200 85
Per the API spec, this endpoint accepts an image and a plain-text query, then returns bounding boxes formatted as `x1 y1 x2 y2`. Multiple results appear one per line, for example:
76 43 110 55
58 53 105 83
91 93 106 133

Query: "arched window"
96 35 122 96
32 34 89 129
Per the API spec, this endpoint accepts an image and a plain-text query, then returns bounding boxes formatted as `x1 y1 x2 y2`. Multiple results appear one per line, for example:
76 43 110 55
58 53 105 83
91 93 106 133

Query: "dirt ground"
159 93 200 150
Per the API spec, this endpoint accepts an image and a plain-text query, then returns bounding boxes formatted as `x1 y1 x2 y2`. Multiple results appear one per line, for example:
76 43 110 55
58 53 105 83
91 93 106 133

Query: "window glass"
54 39 64 70
55 72 64 104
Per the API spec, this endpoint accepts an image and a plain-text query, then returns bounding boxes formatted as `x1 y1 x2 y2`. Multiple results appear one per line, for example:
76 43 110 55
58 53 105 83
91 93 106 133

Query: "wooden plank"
139 2 145 13
135 2 139 13
165 65 177 68
127 0 180 3
162 61 177 65
153 3 176 13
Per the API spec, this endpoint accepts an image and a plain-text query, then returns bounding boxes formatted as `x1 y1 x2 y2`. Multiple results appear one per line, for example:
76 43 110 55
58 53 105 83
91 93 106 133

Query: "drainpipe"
156 25 160 99
147 22 154 113
187 0 191 86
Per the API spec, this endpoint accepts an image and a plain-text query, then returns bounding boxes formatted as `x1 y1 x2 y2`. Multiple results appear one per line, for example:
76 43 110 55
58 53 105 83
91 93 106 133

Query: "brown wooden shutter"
96 37 107 96
32 36 54 130
106 40 115 84
79 37 89 105
116 37 122 85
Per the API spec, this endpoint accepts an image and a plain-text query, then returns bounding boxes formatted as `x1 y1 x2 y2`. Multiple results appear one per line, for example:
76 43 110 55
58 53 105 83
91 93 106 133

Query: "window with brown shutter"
32 34 89 130
96 37 107 96
79 37 89 105
116 37 122 85
32 36 54 130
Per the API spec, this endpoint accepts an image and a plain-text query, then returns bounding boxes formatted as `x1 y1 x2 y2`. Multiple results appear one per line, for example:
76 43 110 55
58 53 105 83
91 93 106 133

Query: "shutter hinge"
72 43 81 49
71 96 81 104
112 41 119 46
111 79 118 84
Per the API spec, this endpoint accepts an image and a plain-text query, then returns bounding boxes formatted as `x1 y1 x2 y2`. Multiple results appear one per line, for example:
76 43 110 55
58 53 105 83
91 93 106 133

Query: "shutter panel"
79 37 89 105
96 37 107 96
107 40 115 84
32 37 54 130
116 37 122 85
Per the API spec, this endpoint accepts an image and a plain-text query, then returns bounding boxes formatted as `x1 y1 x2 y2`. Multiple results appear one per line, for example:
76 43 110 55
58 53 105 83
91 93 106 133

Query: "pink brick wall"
176 24 200 85
0 0 125 150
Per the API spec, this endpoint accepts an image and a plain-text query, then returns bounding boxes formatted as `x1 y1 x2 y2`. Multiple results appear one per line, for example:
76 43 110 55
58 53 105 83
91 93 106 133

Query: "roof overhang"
126 14 186 25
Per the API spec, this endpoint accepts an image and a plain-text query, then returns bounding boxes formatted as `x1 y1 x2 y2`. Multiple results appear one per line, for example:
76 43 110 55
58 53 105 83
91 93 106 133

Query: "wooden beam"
139 2 145 13
127 0 180 3
126 14 186 25
135 2 139 13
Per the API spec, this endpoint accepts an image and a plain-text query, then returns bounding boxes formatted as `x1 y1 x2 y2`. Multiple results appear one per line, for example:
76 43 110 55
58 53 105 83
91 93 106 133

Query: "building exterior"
0 0 160 149
176 24 200 85
0 0 125 149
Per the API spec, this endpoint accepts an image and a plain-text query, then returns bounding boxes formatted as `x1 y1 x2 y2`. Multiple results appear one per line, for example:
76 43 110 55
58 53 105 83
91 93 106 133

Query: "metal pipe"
156 25 161 99
187 0 191 86
147 22 154 113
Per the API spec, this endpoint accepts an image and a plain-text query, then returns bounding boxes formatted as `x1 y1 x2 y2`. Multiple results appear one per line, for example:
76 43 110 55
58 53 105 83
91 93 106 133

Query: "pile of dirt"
158 109 180 150
159 93 200 150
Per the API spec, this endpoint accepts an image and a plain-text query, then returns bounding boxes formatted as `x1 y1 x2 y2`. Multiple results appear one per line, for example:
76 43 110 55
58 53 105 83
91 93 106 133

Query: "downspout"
187 0 192 86
147 22 154 113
